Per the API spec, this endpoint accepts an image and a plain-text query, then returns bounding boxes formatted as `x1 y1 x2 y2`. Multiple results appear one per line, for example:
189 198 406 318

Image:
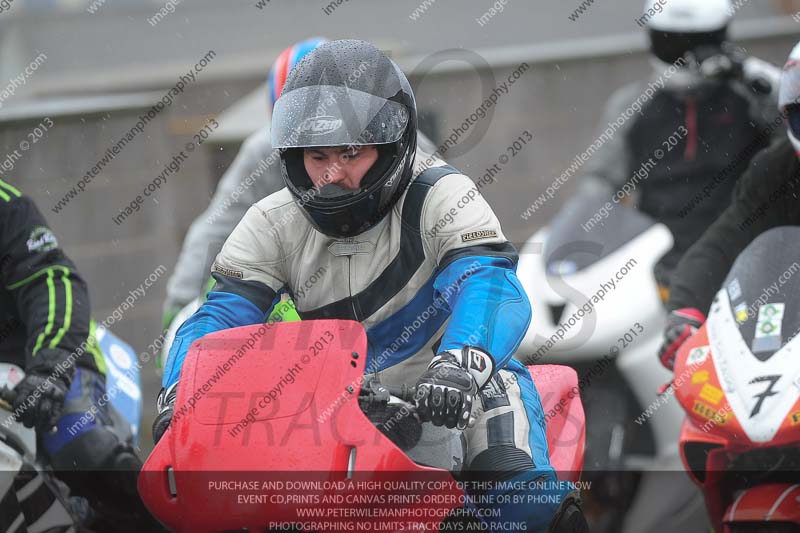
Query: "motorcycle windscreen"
720 226 800 361
139 321 463 533
543 189 656 275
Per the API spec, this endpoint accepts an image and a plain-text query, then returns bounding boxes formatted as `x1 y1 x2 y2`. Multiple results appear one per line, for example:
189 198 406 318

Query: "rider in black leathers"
0 184 160 531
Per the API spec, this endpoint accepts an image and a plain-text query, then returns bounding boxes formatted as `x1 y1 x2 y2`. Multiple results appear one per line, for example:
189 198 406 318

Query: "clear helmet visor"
271 85 409 149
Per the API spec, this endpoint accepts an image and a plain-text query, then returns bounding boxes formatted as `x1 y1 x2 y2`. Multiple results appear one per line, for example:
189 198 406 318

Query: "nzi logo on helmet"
300 116 342 136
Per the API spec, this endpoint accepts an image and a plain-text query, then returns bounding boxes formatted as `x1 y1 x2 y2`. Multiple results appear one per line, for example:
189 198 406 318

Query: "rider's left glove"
658 308 706 371
12 348 73 432
414 347 494 430
152 383 177 444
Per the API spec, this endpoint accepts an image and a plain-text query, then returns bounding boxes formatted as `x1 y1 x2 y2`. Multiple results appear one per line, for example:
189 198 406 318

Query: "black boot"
548 491 590 533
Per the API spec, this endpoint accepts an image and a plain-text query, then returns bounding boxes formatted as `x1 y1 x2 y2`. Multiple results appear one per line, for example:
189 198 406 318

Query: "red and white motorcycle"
516 189 707 531
674 226 800 532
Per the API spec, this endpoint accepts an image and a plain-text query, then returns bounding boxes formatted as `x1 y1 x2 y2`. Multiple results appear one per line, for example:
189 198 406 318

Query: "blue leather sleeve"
162 290 267 388
434 256 532 372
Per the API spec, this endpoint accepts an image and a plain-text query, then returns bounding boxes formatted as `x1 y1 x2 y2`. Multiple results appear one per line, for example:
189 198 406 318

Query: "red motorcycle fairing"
674 327 748 446
528 364 585 480
674 325 800 532
724 484 800 526
139 320 585 532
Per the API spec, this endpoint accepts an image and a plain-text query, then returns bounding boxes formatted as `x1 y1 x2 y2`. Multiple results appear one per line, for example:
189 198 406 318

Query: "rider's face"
303 145 379 190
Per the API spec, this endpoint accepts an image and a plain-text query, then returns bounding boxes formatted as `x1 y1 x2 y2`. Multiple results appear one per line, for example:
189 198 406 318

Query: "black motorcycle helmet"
271 39 417 238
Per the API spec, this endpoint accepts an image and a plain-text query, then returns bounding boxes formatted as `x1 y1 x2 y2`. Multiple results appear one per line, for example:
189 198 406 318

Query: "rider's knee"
49 426 138 472
465 445 535 482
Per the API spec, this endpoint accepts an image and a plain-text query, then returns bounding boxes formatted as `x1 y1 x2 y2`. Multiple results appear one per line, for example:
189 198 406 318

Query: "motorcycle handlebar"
383 385 417 403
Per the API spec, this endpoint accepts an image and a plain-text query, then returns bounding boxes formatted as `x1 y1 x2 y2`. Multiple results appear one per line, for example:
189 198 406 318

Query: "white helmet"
645 0 732 33
643 0 732 65
779 42 800 156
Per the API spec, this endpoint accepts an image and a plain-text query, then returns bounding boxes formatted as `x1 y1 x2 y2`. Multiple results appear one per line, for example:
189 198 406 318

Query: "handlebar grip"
385 385 416 403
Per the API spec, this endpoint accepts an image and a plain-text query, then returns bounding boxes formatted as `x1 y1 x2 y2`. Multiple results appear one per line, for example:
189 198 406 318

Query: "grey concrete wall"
3 0 776 97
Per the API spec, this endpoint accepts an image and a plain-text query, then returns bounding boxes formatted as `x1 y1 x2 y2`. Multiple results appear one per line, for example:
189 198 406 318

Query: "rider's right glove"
658 308 706 371
414 347 494 430
12 348 73 431
152 383 177 444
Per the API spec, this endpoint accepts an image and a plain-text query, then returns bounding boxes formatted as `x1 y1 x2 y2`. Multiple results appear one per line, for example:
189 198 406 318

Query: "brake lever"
367 380 391 402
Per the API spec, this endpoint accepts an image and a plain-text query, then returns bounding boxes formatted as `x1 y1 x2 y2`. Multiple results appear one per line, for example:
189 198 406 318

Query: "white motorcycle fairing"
707 287 800 444
517 222 672 362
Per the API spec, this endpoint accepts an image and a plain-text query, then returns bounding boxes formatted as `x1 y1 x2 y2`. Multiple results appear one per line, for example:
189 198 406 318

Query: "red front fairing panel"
724 484 800 526
678 418 730 526
675 325 800 450
139 321 461 532
675 324 800 531
674 326 748 445
529 365 585 480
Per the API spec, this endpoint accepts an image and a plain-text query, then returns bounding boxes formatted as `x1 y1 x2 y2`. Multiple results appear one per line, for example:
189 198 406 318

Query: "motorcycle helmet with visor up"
779 42 800 157
271 39 417 238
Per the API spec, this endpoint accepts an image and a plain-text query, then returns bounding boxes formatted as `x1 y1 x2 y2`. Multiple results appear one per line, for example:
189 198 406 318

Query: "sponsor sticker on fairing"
692 400 728 424
687 346 710 366
734 302 749 324
699 383 724 405
727 278 742 301
755 303 784 336
752 302 784 353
